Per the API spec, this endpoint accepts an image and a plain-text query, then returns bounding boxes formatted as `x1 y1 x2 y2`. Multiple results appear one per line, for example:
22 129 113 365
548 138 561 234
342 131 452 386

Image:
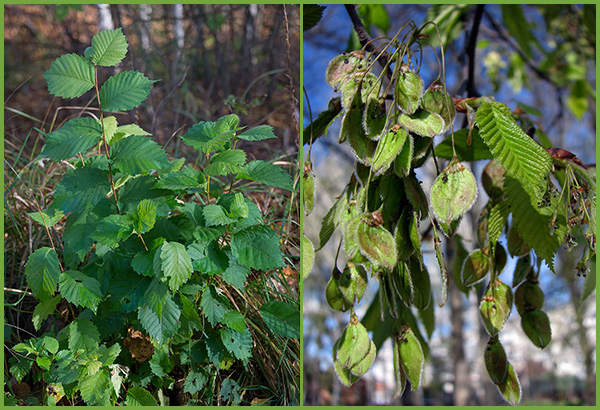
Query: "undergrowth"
4 28 300 406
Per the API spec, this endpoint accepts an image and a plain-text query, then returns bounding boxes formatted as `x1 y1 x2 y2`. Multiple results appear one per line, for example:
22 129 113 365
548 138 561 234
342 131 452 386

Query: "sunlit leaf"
90 28 128 67
44 53 95 98
99 70 154 112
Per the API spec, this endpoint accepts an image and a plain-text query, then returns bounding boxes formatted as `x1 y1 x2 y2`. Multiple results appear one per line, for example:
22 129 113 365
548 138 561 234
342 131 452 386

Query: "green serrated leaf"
184 370 208 395
126 386 158 406
192 241 229 275
203 204 236 226
237 124 276 141
237 160 293 190
231 225 286 270
215 114 240 133
63 207 101 263
90 28 128 67
228 192 249 219
79 369 112 405
205 333 226 367
204 149 247 176
221 327 253 366
160 241 193 292
28 208 64 228
110 135 171 175
303 4 326 31
261 300 300 339
44 53 95 98
179 294 203 333
9 356 34 383
92 214 133 248
181 121 219 152
138 293 181 345
222 310 246 332
100 115 119 144
115 123 151 137
156 167 206 191
505 177 565 271
109 270 152 312
203 131 235 154
59 270 102 314
40 117 103 161
69 318 100 351
32 295 61 331
201 285 229 326
99 70 154 112
475 101 552 197
132 199 157 234
222 259 250 291
25 247 60 299
52 167 111 213
149 344 173 377
142 278 169 317
220 378 242 405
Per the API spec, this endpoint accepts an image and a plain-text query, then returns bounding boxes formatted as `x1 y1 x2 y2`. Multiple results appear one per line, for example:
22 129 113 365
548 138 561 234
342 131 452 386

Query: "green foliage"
11 27 297 406
303 4 327 32
475 101 552 198
307 15 595 405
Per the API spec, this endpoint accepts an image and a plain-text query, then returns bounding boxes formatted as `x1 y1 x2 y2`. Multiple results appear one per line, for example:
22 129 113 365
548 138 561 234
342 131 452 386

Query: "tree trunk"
450 277 471 405
97 4 114 30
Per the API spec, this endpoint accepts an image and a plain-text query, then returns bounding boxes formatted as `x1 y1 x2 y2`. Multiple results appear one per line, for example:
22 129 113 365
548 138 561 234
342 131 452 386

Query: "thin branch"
94 65 120 214
344 4 391 77
464 5 485 97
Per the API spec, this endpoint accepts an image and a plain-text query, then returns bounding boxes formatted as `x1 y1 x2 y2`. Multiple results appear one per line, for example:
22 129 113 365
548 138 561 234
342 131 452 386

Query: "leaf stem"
94 64 120 214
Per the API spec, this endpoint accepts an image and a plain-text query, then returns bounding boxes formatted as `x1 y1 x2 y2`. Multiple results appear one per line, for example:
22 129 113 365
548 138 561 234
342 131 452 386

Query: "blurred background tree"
303 4 595 406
